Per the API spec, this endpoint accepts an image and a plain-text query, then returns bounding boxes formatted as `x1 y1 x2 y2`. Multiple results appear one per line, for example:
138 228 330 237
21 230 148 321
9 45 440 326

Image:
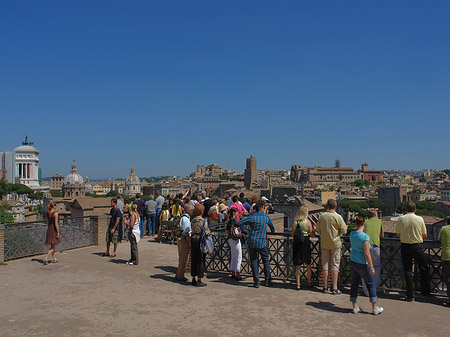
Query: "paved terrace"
0 239 448 337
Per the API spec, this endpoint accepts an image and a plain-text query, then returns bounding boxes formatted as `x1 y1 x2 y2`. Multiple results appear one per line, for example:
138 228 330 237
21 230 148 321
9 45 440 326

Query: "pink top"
229 203 246 220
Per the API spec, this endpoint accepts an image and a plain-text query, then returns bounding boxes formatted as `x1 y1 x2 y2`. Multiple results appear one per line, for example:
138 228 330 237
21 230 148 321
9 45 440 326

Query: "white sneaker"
373 307 383 315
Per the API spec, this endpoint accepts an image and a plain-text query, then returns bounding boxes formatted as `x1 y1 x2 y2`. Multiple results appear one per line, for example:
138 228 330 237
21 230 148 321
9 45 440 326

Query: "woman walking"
190 204 210 287
226 207 243 280
292 206 314 289
43 201 60 265
124 203 140 265
349 217 383 315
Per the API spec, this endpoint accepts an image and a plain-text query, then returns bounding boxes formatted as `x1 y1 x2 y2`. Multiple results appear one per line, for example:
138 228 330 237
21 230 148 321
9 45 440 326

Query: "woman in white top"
124 203 140 265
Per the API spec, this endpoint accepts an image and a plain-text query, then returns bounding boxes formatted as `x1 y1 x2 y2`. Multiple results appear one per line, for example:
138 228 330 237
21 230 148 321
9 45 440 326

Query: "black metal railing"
3 216 95 261
206 228 446 294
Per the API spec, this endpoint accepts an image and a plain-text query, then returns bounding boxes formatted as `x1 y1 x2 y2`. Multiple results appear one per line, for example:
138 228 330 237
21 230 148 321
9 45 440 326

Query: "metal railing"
3 216 95 261
206 227 446 294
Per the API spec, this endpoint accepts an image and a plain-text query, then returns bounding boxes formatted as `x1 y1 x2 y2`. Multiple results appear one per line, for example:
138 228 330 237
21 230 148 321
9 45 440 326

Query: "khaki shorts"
106 230 119 243
321 247 341 271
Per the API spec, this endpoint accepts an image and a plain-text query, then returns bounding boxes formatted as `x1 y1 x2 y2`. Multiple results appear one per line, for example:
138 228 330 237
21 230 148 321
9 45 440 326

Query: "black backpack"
293 220 305 243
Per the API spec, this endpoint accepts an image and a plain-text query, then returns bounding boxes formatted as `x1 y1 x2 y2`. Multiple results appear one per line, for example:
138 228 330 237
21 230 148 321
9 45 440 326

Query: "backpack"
172 214 188 238
200 220 214 254
293 220 305 244
230 222 242 240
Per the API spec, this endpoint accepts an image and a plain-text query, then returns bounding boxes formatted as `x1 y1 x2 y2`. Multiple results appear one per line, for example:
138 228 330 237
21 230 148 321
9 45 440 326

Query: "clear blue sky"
1 1 449 179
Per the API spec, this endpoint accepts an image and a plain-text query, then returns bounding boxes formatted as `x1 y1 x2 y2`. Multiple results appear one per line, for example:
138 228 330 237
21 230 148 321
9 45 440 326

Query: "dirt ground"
0 238 448 337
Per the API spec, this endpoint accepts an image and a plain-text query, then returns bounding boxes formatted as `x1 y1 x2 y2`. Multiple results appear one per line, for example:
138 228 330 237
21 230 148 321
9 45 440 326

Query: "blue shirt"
238 212 275 249
350 231 370 265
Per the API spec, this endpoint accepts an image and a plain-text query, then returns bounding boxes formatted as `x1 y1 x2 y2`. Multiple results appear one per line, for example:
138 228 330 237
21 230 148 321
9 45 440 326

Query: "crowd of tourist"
43 192 450 313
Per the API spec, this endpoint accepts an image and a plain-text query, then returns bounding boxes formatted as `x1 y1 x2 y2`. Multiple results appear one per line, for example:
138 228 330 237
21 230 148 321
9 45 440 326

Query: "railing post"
92 215 109 246
0 225 4 263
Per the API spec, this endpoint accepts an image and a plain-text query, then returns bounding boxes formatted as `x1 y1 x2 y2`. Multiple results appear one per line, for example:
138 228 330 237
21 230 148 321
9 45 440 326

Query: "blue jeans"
350 260 378 303
249 246 271 285
147 213 156 235
362 245 381 294
139 216 145 237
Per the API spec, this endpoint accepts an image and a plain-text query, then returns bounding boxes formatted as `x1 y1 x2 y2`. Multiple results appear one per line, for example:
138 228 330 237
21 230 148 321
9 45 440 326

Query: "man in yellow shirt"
396 202 430 301
316 199 347 294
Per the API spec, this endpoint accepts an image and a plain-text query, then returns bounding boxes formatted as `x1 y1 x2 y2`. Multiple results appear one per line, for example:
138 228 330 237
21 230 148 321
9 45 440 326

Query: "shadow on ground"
306 301 351 314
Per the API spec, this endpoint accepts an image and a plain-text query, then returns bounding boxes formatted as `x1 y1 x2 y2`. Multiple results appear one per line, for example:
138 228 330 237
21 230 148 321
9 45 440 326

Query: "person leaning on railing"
291 206 315 290
238 201 275 288
438 218 450 307
315 199 347 294
396 202 430 302
362 209 384 295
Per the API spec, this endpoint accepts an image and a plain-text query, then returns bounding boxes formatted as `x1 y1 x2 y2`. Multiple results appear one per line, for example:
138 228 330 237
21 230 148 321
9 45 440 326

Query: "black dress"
293 220 311 265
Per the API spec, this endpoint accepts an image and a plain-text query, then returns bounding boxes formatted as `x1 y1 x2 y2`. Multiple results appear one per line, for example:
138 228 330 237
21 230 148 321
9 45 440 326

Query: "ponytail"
47 201 56 220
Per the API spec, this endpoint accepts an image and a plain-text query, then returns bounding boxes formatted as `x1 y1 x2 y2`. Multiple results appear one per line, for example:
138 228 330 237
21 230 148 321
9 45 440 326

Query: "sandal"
52 259 59 263
102 253 110 257
43 259 48 265
111 254 116 258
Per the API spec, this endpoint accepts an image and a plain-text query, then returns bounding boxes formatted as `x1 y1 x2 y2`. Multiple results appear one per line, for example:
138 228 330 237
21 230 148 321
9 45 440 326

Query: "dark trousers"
443 261 450 299
129 232 139 265
147 213 156 235
155 209 162 232
350 260 378 303
249 246 271 285
401 243 430 298
191 237 206 278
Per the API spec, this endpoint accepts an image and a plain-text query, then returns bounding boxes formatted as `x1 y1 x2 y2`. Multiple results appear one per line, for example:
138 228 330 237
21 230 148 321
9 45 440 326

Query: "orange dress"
45 212 59 246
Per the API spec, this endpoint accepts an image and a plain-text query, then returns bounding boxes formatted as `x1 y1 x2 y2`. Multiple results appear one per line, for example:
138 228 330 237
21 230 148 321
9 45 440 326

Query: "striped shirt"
238 212 275 249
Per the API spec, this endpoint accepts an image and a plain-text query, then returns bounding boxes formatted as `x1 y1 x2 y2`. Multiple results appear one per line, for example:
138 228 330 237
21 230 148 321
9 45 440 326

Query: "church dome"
125 167 140 184
64 160 85 185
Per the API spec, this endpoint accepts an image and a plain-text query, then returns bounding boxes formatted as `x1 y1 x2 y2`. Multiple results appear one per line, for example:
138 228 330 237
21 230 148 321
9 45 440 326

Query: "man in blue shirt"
238 201 276 287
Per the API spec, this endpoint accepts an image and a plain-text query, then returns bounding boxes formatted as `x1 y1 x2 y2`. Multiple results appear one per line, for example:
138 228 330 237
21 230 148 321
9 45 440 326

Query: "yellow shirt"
316 210 347 249
396 212 427 244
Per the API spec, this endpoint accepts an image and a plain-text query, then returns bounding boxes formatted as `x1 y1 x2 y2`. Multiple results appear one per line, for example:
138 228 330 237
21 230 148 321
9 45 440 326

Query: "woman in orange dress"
43 201 60 265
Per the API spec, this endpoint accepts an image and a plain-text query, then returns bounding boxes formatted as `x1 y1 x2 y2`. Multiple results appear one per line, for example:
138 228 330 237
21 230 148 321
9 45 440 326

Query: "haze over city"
1 1 449 179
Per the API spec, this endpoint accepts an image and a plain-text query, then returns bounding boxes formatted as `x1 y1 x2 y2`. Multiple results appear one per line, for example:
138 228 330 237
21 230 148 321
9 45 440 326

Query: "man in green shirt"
438 219 450 307
363 209 384 295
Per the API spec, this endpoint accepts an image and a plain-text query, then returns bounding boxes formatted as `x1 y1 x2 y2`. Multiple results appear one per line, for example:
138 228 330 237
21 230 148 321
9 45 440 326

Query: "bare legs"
296 264 312 288
44 244 57 263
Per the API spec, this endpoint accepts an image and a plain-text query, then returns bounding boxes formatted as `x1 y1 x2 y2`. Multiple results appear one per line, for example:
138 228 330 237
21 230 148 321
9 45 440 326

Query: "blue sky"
1 1 449 179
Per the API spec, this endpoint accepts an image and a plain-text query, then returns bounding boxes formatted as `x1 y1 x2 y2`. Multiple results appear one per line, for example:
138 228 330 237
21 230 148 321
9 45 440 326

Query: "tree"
106 190 118 197
10 183 33 195
50 190 62 198
29 192 44 200
0 202 14 224
0 180 12 198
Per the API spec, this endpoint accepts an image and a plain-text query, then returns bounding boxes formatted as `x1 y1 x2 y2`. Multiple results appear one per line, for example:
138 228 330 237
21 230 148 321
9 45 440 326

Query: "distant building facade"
14 137 41 190
50 174 64 190
244 156 257 189
62 160 86 199
0 151 14 183
205 164 222 177
124 167 141 197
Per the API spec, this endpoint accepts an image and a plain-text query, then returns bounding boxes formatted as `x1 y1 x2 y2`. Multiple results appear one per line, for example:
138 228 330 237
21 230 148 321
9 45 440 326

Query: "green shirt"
293 219 308 236
365 217 383 247
439 225 450 261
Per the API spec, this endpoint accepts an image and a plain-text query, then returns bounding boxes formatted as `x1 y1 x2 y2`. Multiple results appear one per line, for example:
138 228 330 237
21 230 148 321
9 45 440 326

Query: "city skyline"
1 1 449 178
